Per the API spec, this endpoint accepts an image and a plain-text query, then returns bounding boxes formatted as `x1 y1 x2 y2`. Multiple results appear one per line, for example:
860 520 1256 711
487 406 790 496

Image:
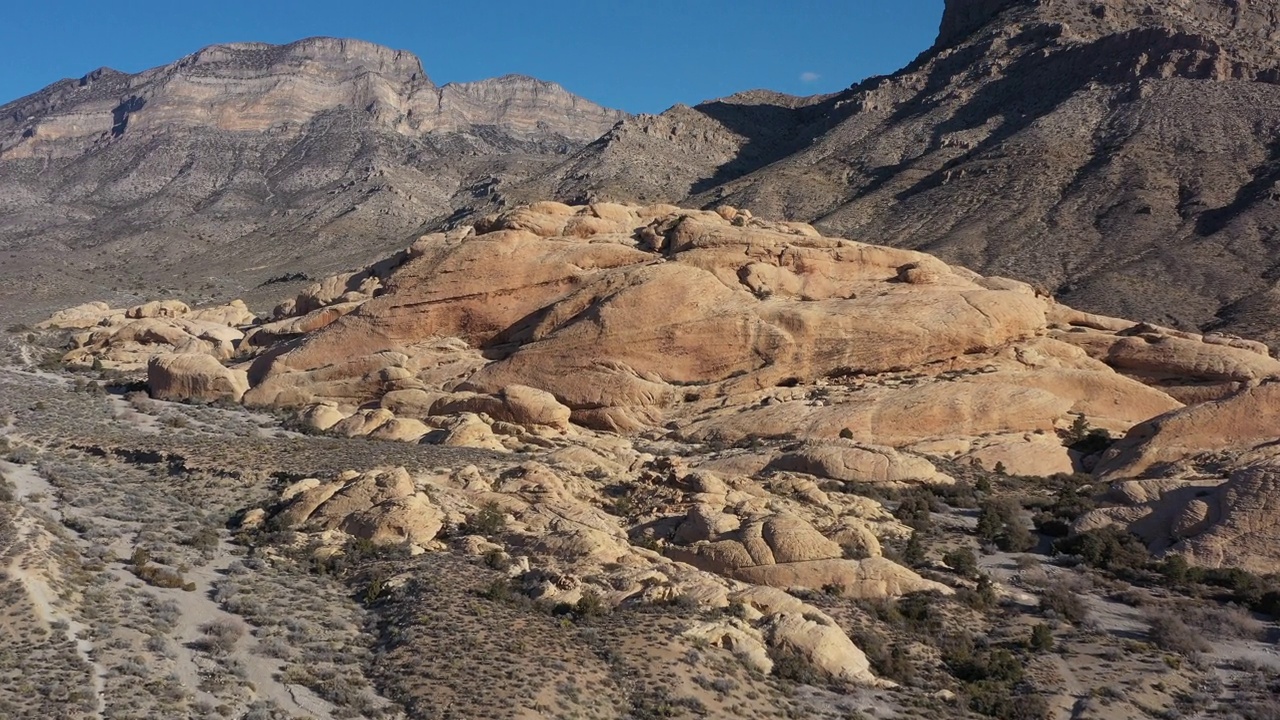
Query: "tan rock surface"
1097 382 1280 482
339 494 444 547
147 353 249 403
770 441 953 486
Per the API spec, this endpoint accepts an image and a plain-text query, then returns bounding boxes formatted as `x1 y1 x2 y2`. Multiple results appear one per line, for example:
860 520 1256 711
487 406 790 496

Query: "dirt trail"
133 540 338 719
4 454 336 718
5 508 106 719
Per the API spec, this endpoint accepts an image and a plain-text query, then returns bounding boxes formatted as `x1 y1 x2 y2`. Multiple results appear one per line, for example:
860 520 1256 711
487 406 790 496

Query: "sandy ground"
1 451 336 718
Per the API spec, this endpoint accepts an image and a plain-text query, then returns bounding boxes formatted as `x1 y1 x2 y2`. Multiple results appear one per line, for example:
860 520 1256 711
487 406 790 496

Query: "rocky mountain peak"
937 0 1023 47
176 36 431 85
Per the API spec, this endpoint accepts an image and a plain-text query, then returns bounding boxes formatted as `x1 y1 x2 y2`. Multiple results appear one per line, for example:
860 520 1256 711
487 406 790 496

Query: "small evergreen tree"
904 530 926 567
1028 623 1054 652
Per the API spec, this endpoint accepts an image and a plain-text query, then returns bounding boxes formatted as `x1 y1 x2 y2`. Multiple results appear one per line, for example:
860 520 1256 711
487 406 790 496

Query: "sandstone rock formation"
49 201 1276 472
147 353 249 404
40 299 255 372
1096 382 1280 482
255 458 888 685
1074 381 1280 572
234 202 1225 456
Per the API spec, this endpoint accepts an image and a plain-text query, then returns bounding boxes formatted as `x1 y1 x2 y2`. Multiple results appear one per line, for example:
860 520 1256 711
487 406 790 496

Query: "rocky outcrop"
1 38 624 159
245 202 1180 446
147 353 249 404
51 201 1274 469
666 510 949 596
936 0 1020 47
271 468 444 548
769 441 954 486
1078 460 1280 575
45 299 255 373
1096 382 1280 482
251 458 899 685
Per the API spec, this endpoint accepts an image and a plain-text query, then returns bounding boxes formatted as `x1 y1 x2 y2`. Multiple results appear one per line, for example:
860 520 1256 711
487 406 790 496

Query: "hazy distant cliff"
0 37 626 319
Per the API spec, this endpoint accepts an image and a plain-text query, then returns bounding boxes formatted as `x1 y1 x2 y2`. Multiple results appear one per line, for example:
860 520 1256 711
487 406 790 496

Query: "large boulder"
666 511 948 597
770 441 953 485
340 494 444 547
147 353 249 403
240 205 1056 425
37 301 120 329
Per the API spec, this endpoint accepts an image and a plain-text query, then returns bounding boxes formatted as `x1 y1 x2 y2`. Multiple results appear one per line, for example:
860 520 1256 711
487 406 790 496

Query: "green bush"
977 498 1036 552
1053 527 1149 572
1041 580 1089 624
944 547 980 578
894 490 934 531
1028 623 1054 652
1147 614 1210 655
467 502 507 537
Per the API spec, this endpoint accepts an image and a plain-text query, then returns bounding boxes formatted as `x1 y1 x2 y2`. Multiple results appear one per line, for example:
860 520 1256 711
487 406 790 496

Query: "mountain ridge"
0 36 629 322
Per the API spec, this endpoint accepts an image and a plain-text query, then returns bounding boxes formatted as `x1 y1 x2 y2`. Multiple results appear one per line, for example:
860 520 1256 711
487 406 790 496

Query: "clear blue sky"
0 1 945 114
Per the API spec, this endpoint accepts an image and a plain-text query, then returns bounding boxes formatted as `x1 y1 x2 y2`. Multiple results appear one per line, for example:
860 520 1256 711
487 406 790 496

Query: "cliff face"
0 38 627 320
0 38 621 158
509 0 1280 348
936 0 1022 47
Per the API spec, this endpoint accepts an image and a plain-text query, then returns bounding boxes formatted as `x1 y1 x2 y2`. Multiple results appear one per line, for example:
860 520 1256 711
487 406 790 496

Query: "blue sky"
0 1 945 114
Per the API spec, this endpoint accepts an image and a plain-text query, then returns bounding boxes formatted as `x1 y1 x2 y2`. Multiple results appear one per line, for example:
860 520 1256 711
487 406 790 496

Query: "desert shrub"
895 591 947 636
1032 475 1102 535
630 687 708 719
931 479 981 509
771 650 828 686
947 646 1023 685
1240 702 1280 720
977 498 1036 552
1147 615 1210 656
944 547 980 578
903 530 927 567
894 490 934 531
479 578 515 603
966 682 1018 718
197 618 246 654
1027 623 1054 652
134 564 194 591
1061 414 1112 456
180 526 220 552
942 634 1047 719
1041 579 1090 623
1182 603 1266 640
466 501 507 537
853 629 916 684
5 445 37 464
957 574 998 611
363 573 386 605
1054 527 1149 572
574 589 608 618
